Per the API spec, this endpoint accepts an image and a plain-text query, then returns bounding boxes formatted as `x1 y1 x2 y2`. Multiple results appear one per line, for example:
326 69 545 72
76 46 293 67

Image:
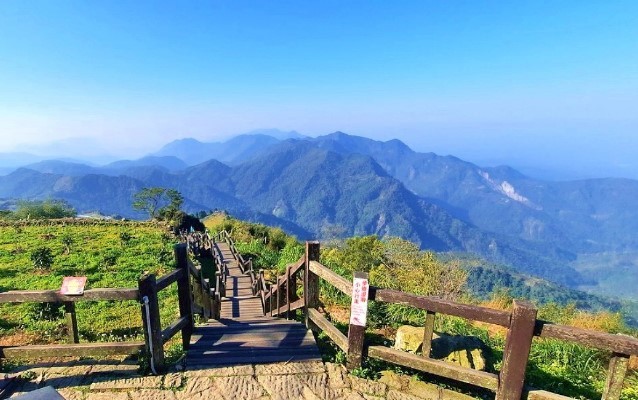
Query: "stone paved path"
5 359 474 400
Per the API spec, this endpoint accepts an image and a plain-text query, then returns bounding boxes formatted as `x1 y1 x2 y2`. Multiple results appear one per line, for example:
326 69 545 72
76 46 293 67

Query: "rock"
431 335 489 371
394 326 439 353
378 371 408 390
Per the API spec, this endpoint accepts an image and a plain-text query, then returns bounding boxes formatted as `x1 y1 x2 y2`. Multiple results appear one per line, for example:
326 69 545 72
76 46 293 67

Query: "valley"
1 131 637 308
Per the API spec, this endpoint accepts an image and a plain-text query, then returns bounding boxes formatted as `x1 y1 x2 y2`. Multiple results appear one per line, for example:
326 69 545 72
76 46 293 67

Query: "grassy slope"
0 220 179 348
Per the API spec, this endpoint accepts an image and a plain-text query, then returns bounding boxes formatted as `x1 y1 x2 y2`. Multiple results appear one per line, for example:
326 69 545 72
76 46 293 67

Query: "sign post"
347 271 369 370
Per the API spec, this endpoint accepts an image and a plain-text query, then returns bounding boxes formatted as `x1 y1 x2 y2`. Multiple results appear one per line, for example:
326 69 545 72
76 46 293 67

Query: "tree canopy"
133 187 183 220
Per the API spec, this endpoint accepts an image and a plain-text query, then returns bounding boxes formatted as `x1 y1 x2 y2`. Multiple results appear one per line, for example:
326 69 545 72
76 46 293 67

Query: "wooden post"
304 241 320 328
64 302 79 343
286 266 292 320
602 353 629 400
347 271 369 370
422 310 435 357
139 273 165 373
496 300 537 400
174 244 194 350
199 268 210 318
270 286 274 317
276 276 282 317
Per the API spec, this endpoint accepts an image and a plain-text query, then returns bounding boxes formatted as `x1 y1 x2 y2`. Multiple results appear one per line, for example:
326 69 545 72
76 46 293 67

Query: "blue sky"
0 1 637 178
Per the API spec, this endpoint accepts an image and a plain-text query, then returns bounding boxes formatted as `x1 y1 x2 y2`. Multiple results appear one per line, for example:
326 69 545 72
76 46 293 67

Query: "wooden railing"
260 241 638 400
0 243 198 374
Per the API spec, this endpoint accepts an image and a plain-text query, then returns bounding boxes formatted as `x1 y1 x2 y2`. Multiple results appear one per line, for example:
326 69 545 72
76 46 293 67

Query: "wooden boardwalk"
186 242 321 366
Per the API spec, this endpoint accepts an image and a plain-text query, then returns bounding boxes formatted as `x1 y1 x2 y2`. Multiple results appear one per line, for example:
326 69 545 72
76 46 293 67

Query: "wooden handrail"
370 288 512 328
535 320 638 355
297 239 638 400
156 269 184 292
308 260 352 296
0 288 139 303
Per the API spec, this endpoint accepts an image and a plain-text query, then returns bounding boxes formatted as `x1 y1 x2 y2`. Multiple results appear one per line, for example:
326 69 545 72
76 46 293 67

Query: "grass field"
0 219 180 355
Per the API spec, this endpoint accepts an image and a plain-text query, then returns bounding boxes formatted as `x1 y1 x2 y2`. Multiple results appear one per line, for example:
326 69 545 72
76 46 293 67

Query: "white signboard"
349 276 369 326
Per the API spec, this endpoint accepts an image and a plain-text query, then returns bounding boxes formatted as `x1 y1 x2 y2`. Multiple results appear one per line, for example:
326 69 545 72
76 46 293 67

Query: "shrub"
30 247 54 270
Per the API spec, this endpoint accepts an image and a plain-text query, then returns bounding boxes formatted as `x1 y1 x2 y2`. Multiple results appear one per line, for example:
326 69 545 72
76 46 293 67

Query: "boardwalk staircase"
184 232 320 366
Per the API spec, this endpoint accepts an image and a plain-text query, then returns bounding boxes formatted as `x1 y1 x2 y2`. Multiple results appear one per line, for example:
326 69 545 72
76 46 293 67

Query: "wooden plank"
497 300 537 400
0 288 139 303
371 288 512 327
367 345 499 391
308 260 352 297
602 353 629 400
162 316 190 344
190 347 320 358
0 342 145 359
190 332 313 346
186 352 320 366
308 308 348 352
156 268 184 292
535 321 638 355
189 337 317 350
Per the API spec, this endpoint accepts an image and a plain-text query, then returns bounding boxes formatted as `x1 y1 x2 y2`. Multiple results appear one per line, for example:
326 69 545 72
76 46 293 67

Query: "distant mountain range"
1 131 637 300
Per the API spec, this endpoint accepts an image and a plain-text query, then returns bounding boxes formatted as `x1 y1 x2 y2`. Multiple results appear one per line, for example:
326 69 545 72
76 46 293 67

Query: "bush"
13 199 76 219
30 246 54 270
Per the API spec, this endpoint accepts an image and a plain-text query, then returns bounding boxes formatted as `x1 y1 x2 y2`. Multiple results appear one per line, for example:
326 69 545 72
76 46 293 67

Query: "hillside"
1 132 637 297
0 219 178 349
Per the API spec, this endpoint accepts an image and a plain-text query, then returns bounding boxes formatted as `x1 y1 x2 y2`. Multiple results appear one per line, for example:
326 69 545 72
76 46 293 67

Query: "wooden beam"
535 321 638 355
64 302 79 344
308 260 351 297
0 288 139 303
162 316 190 344
0 342 145 359
371 288 511 327
305 242 320 329
367 346 499 391
271 299 305 317
308 308 348 352
139 274 165 373
602 353 629 400
422 310 435 357
174 244 194 348
497 300 537 400
156 269 184 292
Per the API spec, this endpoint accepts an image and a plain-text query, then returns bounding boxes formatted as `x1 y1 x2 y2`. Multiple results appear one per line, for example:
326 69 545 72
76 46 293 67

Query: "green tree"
133 187 183 220
13 199 76 219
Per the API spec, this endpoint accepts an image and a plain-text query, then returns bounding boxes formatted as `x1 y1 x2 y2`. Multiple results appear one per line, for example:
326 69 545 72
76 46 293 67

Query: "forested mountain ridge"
1 131 636 297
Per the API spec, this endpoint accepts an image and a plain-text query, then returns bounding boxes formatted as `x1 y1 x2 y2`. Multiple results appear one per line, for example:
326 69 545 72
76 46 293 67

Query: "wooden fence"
262 241 638 400
0 243 201 374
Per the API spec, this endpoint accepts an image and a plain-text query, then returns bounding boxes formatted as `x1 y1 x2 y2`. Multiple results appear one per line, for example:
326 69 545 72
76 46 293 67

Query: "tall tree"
132 187 183 220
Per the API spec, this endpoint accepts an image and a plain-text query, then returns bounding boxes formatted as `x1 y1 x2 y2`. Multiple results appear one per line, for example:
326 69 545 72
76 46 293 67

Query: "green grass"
0 220 181 362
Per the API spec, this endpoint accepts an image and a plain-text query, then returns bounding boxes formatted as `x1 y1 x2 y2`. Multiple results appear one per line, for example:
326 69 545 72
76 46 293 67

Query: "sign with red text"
349 273 369 326
60 276 87 295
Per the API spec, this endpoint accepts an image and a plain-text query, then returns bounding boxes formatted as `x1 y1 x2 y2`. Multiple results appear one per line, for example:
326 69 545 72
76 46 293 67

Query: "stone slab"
128 389 177 400
214 375 265 400
255 361 325 376
349 376 387 397
89 376 162 390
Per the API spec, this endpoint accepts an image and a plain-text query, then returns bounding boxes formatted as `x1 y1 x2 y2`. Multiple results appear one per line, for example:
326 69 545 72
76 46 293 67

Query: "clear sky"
1 1 637 179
